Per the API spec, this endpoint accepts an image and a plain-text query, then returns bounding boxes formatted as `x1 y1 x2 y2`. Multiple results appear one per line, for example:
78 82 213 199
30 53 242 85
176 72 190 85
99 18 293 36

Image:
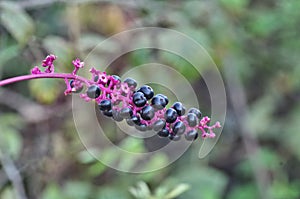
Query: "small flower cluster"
1 55 221 141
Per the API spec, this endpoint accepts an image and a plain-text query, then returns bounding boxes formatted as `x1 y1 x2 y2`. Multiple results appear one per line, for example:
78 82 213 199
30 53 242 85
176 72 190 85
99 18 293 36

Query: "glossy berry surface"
172 102 186 116
132 92 147 107
131 115 141 125
98 99 112 111
102 109 113 117
140 105 155 120
119 107 133 119
187 113 197 127
157 128 170 137
137 85 154 100
172 121 186 135
126 118 135 126
87 85 101 99
135 123 147 131
188 108 202 119
112 110 123 122
123 78 137 88
164 108 178 123
185 129 199 141
151 94 168 110
153 119 166 131
169 134 181 141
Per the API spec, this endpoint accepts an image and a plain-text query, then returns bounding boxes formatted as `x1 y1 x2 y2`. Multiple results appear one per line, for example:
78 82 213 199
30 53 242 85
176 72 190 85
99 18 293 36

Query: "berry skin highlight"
0 55 221 141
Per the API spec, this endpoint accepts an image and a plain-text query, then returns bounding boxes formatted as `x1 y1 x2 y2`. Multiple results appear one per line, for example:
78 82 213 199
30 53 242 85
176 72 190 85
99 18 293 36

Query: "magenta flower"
72 58 84 75
42 54 57 73
31 66 42 74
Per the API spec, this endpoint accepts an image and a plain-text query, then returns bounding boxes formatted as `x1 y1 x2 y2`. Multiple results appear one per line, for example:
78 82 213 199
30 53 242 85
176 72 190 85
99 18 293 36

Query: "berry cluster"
0 55 221 141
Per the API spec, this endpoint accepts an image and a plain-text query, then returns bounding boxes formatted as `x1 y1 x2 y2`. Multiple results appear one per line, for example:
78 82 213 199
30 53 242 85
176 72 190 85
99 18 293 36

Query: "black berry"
124 78 137 89
169 134 181 141
126 118 135 126
172 121 186 135
119 107 133 119
131 115 141 125
140 105 155 120
157 128 170 137
188 108 202 119
153 119 166 131
172 102 186 116
133 92 147 107
185 129 199 141
98 100 112 111
187 113 197 127
102 109 113 117
112 110 123 122
137 85 154 100
151 94 168 110
69 80 83 93
87 85 101 99
164 108 178 123
135 123 147 131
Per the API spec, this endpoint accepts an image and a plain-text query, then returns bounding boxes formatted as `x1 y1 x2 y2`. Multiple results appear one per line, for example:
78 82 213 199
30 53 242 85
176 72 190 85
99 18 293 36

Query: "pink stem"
0 73 92 87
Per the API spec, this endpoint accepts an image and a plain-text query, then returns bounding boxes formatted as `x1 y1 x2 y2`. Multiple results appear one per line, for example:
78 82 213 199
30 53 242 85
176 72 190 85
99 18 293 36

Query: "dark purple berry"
135 123 147 131
112 110 123 122
87 85 101 99
98 100 112 111
151 94 168 110
157 94 169 104
172 102 186 116
187 113 197 127
140 105 155 120
102 109 113 117
169 134 181 141
133 92 147 107
153 119 166 131
137 85 154 100
112 75 121 82
164 108 178 123
172 121 186 135
185 129 199 141
94 75 99 82
124 78 137 89
131 115 141 125
157 128 170 137
126 118 135 126
69 80 83 93
188 108 202 119
119 107 133 119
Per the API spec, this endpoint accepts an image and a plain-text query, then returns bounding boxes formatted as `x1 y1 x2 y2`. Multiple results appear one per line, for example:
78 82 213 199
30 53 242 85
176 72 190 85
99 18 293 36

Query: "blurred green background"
1 0 300 199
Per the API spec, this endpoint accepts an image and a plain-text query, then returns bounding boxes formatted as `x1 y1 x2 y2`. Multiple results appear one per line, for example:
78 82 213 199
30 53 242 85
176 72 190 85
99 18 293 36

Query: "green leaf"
0 45 20 68
0 1 34 45
63 181 92 199
98 187 130 199
0 127 22 158
42 183 65 199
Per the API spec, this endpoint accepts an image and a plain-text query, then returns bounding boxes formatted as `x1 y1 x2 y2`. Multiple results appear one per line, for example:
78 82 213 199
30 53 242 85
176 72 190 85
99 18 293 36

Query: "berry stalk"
0 73 91 87
0 54 221 141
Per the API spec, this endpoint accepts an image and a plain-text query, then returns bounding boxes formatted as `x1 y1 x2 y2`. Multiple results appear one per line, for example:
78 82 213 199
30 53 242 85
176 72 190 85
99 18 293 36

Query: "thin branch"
224 60 271 199
0 151 28 199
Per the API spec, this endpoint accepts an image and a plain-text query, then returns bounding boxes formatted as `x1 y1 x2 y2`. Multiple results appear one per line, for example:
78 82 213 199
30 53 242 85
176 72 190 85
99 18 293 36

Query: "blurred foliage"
0 0 300 199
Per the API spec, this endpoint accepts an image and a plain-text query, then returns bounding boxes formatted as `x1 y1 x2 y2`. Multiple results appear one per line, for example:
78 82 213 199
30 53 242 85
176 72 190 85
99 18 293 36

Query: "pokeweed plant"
0 55 221 141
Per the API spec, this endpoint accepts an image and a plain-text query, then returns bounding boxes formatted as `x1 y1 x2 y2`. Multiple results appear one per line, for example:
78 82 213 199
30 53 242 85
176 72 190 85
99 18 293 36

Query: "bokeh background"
1 0 300 199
